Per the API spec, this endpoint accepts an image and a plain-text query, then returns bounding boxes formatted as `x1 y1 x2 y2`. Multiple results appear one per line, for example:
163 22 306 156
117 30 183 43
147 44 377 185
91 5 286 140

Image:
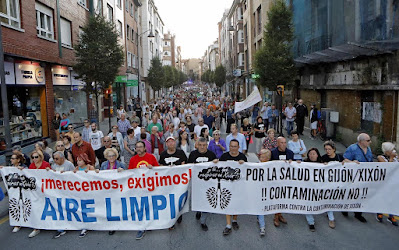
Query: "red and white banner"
1 166 191 231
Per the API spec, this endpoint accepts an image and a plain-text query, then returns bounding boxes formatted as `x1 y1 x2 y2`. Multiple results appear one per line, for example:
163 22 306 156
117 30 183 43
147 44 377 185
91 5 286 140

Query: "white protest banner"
234 86 262 114
192 161 399 215
0 166 192 230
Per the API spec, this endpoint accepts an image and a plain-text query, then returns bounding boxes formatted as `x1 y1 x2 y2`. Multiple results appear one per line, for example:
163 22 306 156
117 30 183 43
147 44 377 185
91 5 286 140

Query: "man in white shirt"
131 120 141 136
284 102 296 136
89 122 104 162
194 118 209 140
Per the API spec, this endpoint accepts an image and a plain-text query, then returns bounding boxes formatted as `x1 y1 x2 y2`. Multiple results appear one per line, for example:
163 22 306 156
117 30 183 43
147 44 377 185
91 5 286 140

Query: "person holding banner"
376 142 399 226
128 141 159 170
322 141 344 163
270 137 293 227
342 133 372 223
257 149 272 236
304 148 335 231
29 150 50 170
219 139 247 235
188 137 217 231
159 136 187 230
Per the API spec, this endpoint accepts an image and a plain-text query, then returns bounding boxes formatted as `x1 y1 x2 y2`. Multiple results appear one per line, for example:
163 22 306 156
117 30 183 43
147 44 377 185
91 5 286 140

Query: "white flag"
234 86 262 113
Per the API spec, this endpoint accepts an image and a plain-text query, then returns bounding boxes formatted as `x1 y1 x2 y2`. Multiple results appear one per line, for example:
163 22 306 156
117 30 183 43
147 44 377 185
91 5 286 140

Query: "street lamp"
137 29 155 104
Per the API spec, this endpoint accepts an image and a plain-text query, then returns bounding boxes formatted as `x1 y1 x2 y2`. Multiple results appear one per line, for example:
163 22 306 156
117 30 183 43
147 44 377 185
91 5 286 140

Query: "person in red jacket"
71 132 96 166
29 150 50 169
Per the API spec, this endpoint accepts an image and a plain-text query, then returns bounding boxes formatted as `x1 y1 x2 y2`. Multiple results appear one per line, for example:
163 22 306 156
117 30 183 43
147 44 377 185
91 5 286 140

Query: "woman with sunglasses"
54 141 74 163
208 130 226 159
0 152 27 233
26 150 50 238
29 150 50 170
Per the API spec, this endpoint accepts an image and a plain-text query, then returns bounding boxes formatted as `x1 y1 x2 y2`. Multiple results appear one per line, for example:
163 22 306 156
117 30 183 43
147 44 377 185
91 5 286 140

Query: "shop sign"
15 62 45 85
115 75 127 83
251 74 260 79
4 61 15 85
71 71 86 86
127 80 138 86
52 66 70 85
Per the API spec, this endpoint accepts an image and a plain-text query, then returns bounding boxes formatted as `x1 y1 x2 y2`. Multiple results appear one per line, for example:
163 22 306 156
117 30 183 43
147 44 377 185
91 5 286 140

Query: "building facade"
0 0 90 149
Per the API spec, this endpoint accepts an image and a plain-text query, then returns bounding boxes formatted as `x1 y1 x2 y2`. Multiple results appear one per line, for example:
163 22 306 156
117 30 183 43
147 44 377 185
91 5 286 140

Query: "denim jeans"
286 121 294 135
306 211 334 225
257 215 265 228
200 212 209 224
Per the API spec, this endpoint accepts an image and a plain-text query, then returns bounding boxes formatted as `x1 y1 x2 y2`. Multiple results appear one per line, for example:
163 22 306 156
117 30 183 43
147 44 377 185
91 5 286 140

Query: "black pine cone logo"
5 173 35 222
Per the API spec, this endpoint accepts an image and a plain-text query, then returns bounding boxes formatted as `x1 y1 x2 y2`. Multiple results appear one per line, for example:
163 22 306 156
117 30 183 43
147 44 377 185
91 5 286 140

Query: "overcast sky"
154 0 233 59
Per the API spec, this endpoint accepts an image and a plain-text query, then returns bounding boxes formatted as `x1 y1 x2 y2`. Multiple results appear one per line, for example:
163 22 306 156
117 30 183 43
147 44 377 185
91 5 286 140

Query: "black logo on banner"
198 166 241 209
5 173 36 222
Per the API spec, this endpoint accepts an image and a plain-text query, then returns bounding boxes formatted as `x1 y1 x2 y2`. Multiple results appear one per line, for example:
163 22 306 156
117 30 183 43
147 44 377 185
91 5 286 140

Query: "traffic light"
277 85 284 96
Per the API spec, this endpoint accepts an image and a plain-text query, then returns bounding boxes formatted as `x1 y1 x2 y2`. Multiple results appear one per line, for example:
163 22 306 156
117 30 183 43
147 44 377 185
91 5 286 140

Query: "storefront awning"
294 40 399 66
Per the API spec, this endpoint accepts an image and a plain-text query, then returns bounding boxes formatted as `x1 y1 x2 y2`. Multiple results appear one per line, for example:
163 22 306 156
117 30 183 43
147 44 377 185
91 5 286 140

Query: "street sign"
127 80 138 86
115 75 127 83
233 69 241 77
251 74 260 79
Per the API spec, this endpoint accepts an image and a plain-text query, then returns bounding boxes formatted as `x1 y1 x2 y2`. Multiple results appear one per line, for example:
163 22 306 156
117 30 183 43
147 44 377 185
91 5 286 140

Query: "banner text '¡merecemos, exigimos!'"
41 169 192 193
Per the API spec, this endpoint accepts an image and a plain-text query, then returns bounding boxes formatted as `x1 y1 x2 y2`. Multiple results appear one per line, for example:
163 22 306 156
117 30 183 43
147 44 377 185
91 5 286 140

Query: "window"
78 0 86 8
107 4 113 22
117 20 122 37
131 29 135 43
239 53 245 66
130 2 133 16
132 54 136 68
60 17 72 47
0 0 21 28
35 2 54 40
134 5 138 20
126 24 130 40
237 7 243 20
95 0 103 15
257 6 262 35
125 0 128 11
155 30 158 44
165 41 168 46
238 30 244 43
127 51 132 67
117 0 121 9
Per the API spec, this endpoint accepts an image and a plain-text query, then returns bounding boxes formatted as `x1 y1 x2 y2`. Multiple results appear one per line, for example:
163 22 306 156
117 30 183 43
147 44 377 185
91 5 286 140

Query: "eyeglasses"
68 127 73 129
108 154 116 158
32 156 40 159
104 140 110 142
56 145 64 147
214 134 220 136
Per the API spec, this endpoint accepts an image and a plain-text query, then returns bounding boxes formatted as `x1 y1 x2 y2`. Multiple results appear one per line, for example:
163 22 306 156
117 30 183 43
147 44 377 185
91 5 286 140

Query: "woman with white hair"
376 142 398 226
99 147 126 236
100 148 126 171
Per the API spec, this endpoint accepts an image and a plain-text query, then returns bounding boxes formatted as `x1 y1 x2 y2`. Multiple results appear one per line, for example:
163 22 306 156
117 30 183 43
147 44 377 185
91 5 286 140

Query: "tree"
147 57 164 91
163 65 175 88
214 65 226 87
254 0 296 90
178 70 187 84
74 15 124 127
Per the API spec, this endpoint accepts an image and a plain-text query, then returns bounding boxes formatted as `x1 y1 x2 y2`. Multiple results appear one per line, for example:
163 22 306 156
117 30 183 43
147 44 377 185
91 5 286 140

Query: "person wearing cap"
12 145 30 166
159 135 187 229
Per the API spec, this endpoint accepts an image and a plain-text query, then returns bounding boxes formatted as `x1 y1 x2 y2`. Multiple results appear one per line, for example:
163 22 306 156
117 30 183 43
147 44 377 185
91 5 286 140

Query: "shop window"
60 17 72 47
54 86 88 125
0 0 21 29
35 2 54 40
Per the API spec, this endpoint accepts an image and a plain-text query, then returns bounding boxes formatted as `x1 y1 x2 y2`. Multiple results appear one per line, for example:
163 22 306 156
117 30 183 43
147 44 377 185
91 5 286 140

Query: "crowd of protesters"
1 84 398 240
